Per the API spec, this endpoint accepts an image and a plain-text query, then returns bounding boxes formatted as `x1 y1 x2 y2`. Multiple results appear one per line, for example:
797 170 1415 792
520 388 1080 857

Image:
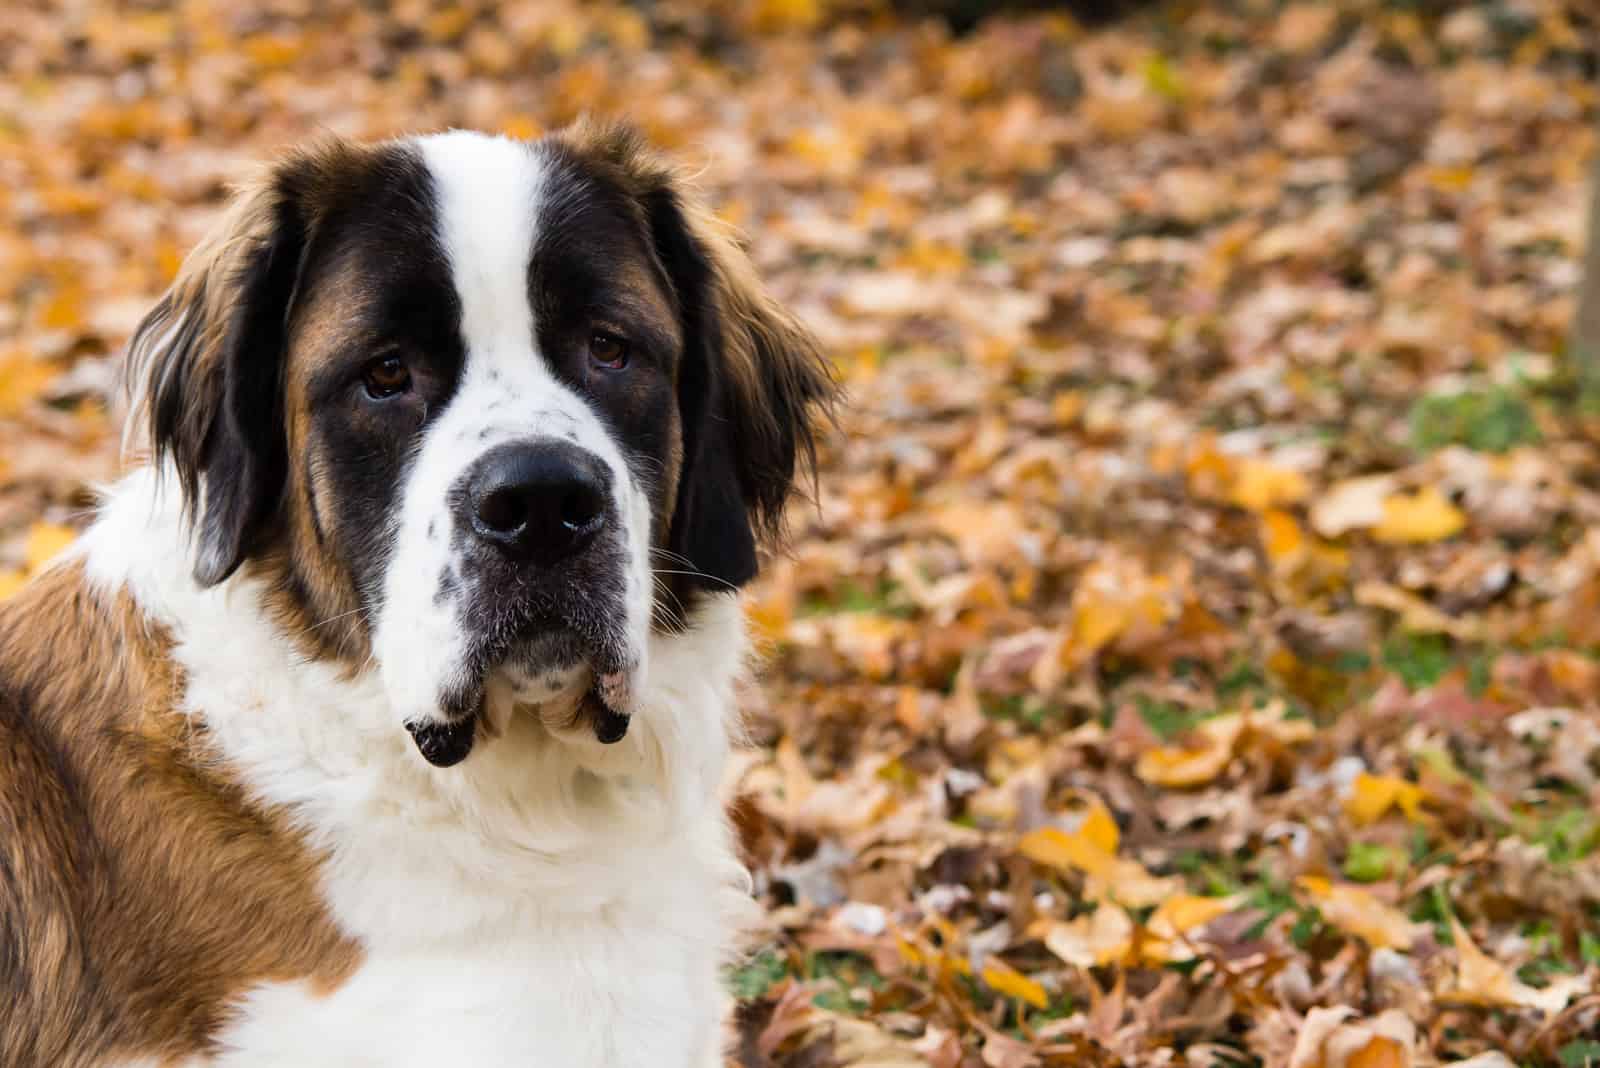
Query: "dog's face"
126 126 833 767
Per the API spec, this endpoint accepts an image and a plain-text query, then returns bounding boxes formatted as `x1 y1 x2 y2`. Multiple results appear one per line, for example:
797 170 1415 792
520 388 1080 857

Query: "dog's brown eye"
589 332 629 371
362 353 412 399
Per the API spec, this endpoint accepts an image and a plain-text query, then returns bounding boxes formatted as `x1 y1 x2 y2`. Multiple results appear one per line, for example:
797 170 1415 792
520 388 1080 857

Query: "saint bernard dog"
0 123 835 1067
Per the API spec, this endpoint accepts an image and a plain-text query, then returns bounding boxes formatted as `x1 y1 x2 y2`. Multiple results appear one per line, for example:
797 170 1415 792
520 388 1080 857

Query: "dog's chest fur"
75 472 749 1067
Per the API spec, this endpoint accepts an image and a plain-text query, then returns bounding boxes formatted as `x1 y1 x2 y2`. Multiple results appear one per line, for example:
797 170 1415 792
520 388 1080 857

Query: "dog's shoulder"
0 562 361 1068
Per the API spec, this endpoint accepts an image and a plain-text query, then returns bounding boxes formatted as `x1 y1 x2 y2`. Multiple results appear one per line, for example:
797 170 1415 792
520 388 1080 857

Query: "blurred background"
3 1 1599 1064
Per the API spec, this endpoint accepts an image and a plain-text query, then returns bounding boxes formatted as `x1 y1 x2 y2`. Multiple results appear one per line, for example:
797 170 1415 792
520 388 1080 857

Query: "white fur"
84 470 753 1067
375 131 654 731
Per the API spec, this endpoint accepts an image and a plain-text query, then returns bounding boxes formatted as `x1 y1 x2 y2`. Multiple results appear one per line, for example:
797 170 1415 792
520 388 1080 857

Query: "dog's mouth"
403 621 636 768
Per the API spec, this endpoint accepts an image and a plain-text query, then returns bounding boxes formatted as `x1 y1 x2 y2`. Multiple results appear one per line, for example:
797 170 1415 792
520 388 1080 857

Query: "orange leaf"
25 523 77 572
980 959 1049 1009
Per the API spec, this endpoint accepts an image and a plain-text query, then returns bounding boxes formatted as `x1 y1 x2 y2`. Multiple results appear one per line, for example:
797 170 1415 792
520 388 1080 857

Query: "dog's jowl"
0 123 835 1068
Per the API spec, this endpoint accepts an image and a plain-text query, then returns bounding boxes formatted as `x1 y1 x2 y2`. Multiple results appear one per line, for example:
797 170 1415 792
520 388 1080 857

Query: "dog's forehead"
413 133 547 359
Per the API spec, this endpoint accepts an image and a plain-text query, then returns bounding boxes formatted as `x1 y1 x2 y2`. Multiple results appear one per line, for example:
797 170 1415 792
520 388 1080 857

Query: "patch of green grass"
1581 932 1600 967
799 578 913 619
1382 631 1454 690
1174 849 1248 897
1516 921 1575 985
1409 385 1540 454
806 951 884 1016
727 946 791 1000
1343 841 1407 883
1135 695 1205 741
1244 881 1327 948
1409 883 1459 944
1527 807 1600 864
1559 1039 1600 1068
986 696 1066 731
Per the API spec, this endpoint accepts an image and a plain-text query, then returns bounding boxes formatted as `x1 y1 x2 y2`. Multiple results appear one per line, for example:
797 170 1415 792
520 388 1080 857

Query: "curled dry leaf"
1295 877 1420 951
1288 1008 1416 1068
1441 917 1590 1015
1135 702 1314 788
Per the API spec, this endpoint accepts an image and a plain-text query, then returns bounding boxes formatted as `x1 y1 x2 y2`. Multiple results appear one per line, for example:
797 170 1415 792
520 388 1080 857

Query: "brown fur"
0 563 361 1068
552 119 839 543
123 141 391 668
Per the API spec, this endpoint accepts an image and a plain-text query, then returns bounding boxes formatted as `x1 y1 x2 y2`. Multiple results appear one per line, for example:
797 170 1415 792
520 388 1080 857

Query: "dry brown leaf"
1442 918 1590 1015
1296 878 1419 951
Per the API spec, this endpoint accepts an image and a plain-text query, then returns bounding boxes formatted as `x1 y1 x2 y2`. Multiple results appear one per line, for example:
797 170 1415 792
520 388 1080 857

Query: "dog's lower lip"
405 715 477 767
581 688 630 744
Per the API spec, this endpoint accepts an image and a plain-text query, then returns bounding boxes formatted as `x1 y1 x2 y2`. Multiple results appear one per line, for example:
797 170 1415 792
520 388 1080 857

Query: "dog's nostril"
560 486 603 532
477 487 529 534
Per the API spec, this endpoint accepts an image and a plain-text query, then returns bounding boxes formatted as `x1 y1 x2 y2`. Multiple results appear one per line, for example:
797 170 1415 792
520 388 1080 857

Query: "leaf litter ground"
2 1 1599 1064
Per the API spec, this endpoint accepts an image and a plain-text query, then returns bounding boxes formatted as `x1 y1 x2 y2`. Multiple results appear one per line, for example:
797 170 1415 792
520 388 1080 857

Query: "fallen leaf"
1344 773 1429 826
1042 903 1135 968
1296 877 1419 950
981 958 1049 1009
1135 703 1313 788
25 522 77 571
1289 1008 1416 1068
1371 487 1466 544
1443 917 1590 1015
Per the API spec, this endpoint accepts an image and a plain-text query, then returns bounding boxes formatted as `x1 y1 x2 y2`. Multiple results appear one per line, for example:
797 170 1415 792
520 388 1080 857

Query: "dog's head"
125 124 835 767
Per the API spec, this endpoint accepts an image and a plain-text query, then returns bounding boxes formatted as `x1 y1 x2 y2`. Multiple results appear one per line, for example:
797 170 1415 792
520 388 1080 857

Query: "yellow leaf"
1344 773 1429 826
1043 904 1134 968
1296 877 1418 950
499 115 542 141
0 569 26 600
744 584 793 646
423 7 473 42
1230 459 1309 512
1372 487 1465 544
1019 826 1111 878
981 959 1048 1009
1136 705 1314 789
243 33 301 70
1134 718 1240 787
0 350 58 417
1142 893 1243 962
753 0 822 32
1019 799 1181 907
26 523 77 572
1148 893 1240 937
1078 799 1120 855
39 284 86 331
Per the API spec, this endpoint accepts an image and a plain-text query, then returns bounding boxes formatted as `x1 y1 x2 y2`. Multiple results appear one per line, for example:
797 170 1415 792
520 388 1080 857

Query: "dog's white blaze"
374 131 652 730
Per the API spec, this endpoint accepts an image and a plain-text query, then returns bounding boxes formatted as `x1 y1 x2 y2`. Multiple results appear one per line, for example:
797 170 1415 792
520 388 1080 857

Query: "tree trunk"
1572 129 1600 394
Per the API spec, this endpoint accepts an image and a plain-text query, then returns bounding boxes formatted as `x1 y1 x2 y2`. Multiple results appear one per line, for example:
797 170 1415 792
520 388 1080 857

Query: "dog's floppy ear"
559 122 839 593
668 203 837 590
125 148 331 586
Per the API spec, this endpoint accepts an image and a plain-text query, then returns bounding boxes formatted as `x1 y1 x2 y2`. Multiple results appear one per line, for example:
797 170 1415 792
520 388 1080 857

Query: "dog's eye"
588 332 629 371
362 353 412 399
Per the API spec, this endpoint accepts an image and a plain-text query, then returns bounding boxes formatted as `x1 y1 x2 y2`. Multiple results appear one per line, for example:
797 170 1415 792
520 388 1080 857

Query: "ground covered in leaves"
3 1 1600 1064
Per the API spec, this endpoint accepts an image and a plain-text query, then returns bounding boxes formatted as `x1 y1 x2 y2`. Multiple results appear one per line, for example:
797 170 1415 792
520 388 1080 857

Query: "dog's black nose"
465 441 609 564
